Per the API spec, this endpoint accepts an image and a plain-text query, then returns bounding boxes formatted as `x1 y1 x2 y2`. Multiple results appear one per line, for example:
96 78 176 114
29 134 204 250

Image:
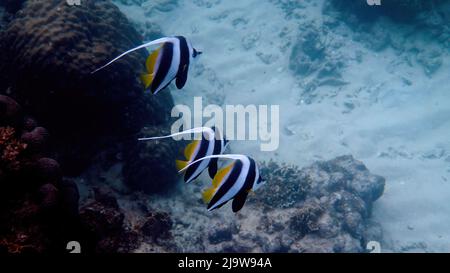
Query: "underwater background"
0 0 449 253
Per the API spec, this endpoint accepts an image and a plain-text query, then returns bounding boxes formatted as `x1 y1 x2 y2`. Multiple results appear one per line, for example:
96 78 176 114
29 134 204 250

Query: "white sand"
114 0 450 252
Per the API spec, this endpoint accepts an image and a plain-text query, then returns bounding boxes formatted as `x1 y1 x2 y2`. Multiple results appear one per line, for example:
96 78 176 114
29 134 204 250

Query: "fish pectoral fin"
176 160 188 172
140 73 154 89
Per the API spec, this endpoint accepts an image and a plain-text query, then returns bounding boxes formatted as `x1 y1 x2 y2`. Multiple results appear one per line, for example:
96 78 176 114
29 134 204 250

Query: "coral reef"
80 199 130 253
0 126 27 171
254 160 310 208
118 155 386 253
122 126 182 194
250 155 384 252
0 95 80 253
141 211 173 241
0 0 174 174
0 1 180 228
78 186 173 253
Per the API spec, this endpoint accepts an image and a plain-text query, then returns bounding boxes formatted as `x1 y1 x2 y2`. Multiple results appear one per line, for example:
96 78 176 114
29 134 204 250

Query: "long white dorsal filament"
91 37 172 74
178 154 246 173
138 127 213 141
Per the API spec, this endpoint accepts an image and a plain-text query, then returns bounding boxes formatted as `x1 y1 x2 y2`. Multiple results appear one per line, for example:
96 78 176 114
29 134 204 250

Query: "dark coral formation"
0 0 174 174
0 95 22 128
78 186 173 253
0 2 181 253
79 186 137 253
0 95 80 253
0 0 26 14
123 126 182 194
0 126 27 171
141 211 173 241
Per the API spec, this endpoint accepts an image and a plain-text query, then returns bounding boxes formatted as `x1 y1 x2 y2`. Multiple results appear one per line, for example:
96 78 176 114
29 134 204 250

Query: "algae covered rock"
164 155 386 253
253 155 385 252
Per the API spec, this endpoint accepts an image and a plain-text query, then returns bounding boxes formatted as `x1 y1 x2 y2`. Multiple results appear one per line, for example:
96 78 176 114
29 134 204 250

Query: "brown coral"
0 126 27 171
0 126 15 145
0 96 80 253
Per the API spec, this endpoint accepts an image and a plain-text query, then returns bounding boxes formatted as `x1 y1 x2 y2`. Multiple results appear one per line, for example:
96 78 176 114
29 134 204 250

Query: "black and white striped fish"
179 154 265 212
138 126 228 183
91 36 202 94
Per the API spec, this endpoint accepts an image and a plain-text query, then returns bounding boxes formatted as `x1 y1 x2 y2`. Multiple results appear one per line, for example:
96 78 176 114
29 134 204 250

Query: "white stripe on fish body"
154 45 163 76
187 38 195 62
185 128 216 183
208 155 251 211
153 37 181 94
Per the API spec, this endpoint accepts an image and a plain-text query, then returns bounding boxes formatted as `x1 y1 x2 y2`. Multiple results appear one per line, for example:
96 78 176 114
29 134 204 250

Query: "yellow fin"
212 162 234 188
202 163 234 204
146 46 162 74
176 160 188 172
202 187 216 204
140 73 154 89
184 140 199 161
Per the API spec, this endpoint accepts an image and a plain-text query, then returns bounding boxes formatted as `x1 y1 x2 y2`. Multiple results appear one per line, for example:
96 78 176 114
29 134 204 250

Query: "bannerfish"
179 154 265 212
91 36 202 94
138 126 228 183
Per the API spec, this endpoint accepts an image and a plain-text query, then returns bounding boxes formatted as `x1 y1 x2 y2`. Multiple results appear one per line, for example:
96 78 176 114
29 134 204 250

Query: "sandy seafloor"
111 0 450 252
